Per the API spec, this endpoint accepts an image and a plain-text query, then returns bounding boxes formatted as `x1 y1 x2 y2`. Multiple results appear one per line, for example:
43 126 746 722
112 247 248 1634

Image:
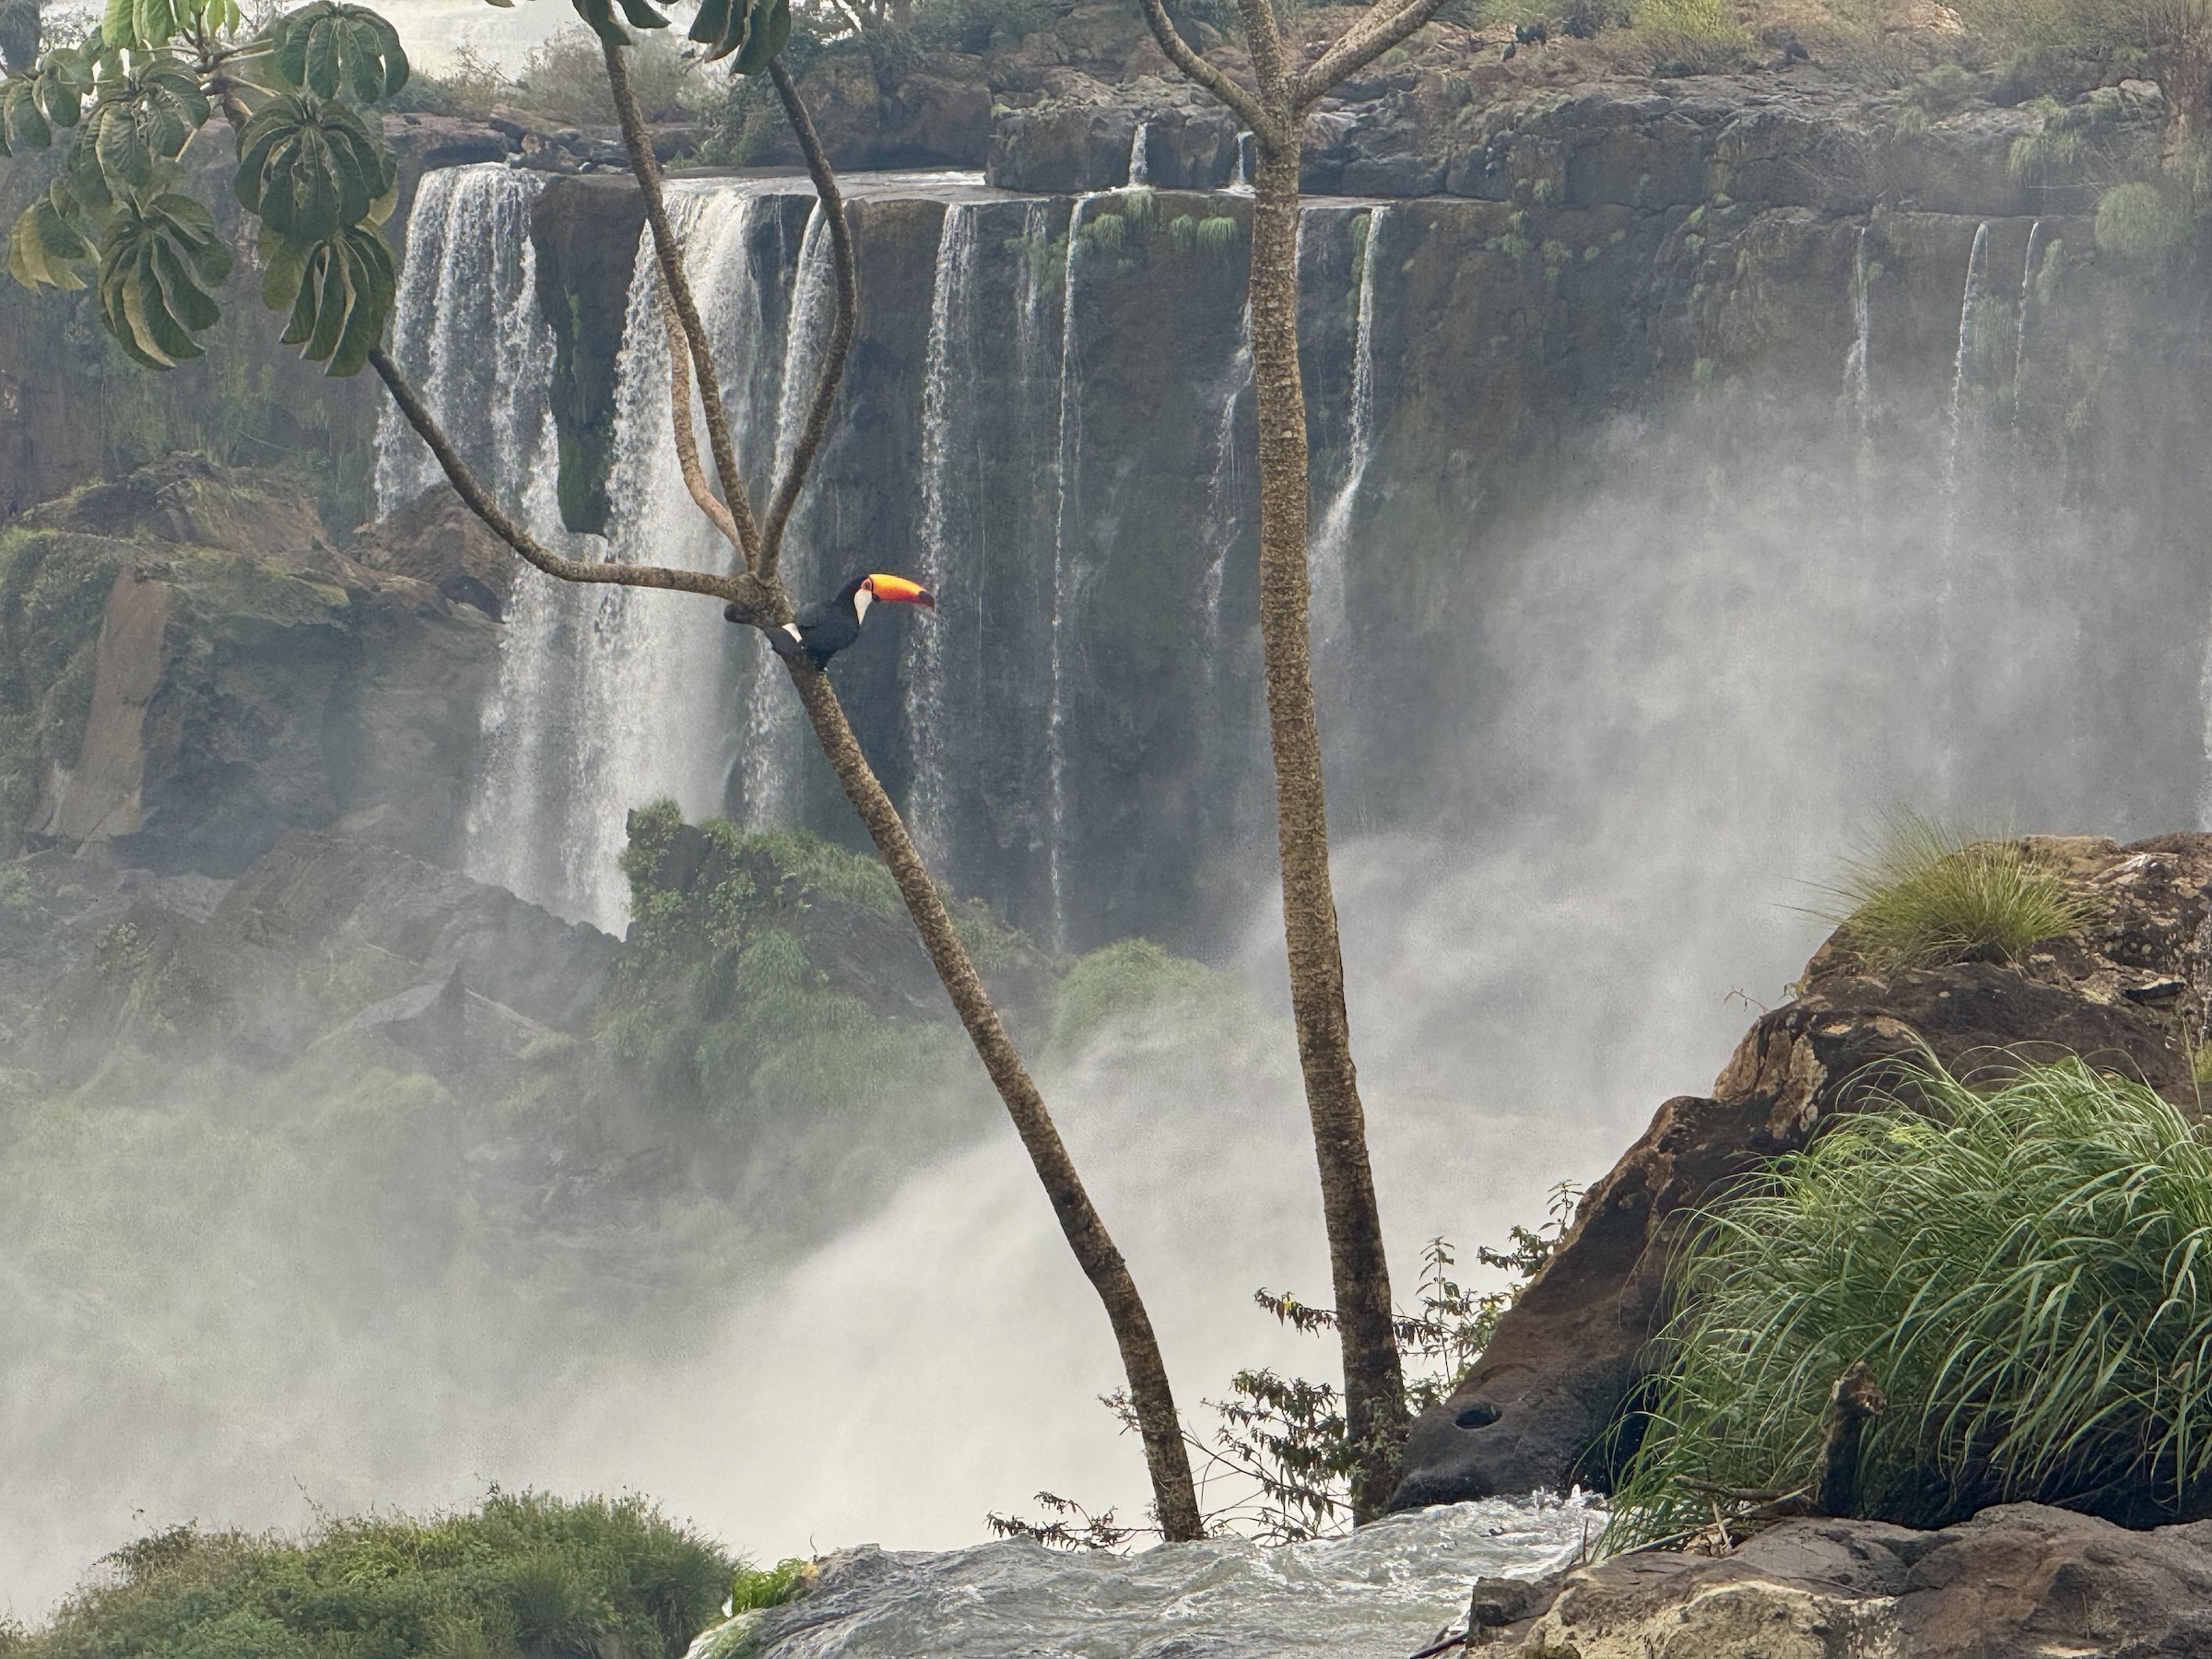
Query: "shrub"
2096 180 2194 256
19 1493 732 1659
1608 1058 2212 1547
518 26 705 124
1630 0 1751 72
1812 814 2100 973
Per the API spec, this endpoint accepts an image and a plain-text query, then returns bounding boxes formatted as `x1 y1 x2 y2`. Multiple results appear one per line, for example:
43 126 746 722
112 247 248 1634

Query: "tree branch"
1135 0 1280 145
369 346 773 616
1235 0 1292 108
760 54 858 586
657 280 747 559
1290 0 1447 107
602 30 765 575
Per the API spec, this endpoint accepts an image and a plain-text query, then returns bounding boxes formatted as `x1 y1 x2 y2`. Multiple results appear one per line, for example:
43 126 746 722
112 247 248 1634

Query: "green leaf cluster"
2 0 410 378
689 0 792 72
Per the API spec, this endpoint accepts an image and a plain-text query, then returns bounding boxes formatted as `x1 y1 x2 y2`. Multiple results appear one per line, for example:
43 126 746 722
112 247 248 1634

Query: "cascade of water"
1941 222 1991 553
2014 218 2043 392
742 206 840 830
1841 225 1872 438
1311 205 1388 676
1047 194 1106 952
375 164 551 516
465 182 775 930
906 204 982 872
375 165 615 924
1127 121 1151 188
1229 132 1253 193
1201 298 1253 659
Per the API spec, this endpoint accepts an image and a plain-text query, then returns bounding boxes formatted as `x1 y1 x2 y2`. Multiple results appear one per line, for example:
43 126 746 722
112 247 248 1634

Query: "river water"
690 1497 1599 1659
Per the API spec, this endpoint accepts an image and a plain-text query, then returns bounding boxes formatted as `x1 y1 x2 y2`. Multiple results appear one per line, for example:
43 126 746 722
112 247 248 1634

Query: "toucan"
747 571 935 668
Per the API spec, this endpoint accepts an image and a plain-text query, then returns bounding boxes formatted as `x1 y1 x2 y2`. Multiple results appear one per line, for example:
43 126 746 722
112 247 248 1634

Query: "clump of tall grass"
1607 1057 2212 1549
1812 814 2100 973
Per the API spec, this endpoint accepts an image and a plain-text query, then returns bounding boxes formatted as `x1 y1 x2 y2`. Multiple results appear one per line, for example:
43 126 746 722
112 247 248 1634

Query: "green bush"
1813 814 2100 973
2096 181 2194 256
1608 1058 2212 1547
1047 938 1248 1062
1629 0 1750 71
18 1493 732 1659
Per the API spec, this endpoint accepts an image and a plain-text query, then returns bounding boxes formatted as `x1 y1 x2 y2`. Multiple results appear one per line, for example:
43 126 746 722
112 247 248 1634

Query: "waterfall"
462 183 778 930
906 204 982 871
375 164 551 517
1311 204 1388 677
2014 218 2043 393
1229 132 1253 193
1201 298 1253 658
1940 221 1990 559
374 163 612 924
1841 225 1871 439
742 206 840 831
1047 194 1106 951
1126 121 1151 189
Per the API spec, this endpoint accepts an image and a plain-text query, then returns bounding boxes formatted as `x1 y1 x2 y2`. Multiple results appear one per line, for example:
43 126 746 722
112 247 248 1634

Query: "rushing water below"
691 1499 1599 1659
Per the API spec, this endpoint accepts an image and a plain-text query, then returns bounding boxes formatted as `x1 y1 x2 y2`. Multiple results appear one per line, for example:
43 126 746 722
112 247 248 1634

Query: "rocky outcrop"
1477 1503 2212 1656
0 456 499 875
1394 835 2212 1511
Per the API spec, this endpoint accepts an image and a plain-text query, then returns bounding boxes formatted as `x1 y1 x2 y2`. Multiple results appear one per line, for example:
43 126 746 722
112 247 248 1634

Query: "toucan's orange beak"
868 573 935 607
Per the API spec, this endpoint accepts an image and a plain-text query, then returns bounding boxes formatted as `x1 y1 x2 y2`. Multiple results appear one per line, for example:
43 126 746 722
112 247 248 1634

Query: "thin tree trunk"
784 662 1204 1542
367 34 1206 1545
1247 141 1406 1519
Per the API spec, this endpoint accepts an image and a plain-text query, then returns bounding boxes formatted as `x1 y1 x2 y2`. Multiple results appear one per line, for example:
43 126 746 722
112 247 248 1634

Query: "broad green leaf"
615 0 670 29
687 0 734 53
102 0 135 49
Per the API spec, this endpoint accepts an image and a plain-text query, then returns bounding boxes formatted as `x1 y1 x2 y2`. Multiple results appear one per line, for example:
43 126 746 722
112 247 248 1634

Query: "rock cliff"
1394 833 2212 1511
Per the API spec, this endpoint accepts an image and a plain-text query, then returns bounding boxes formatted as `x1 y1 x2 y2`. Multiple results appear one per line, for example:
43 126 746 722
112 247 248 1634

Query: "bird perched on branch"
747 571 935 668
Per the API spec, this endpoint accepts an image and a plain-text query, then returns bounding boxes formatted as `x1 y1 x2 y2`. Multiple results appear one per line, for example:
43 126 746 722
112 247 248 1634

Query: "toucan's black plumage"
755 571 935 668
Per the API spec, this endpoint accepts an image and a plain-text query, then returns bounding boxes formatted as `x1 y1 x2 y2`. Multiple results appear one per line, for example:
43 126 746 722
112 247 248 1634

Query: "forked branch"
369 345 772 614
1290 0 1450 106
658 283 748 559
602 31 764 575
760 55 858 584
1136 0 1277 143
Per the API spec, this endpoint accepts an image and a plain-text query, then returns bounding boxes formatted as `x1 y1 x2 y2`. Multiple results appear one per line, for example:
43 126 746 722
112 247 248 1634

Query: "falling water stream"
906 203 982 869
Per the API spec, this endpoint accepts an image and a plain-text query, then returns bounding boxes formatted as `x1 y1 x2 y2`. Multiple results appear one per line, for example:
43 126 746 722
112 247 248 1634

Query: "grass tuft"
1811 813 2100 973
1607 1057 2212 1548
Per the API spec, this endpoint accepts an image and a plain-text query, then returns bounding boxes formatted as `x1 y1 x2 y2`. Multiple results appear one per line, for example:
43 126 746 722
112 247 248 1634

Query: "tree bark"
1135 0 1442 1521
784 661 1204 1541
1246 139 1406 1519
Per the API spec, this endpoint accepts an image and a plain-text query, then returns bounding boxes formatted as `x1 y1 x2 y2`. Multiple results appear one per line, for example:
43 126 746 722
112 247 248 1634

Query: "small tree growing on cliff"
0 0 1204 1539
1134 0 1449 1519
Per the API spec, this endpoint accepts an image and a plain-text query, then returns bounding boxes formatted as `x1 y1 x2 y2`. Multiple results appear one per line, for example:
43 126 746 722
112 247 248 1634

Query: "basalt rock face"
1392 834 2212 1512
1479 1504 2212 1656
0 456 499 876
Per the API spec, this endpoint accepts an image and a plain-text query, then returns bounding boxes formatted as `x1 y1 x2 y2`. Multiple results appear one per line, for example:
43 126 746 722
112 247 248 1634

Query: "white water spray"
1126 120 1151 188
743 206 840 831
1311 205 1388 685
1841 225 1871 438
906 204 981 869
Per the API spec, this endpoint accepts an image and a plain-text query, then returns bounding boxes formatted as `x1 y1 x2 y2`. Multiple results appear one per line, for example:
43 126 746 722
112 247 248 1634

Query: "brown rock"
1393 834 2212 1511
1485 1504 2212 1657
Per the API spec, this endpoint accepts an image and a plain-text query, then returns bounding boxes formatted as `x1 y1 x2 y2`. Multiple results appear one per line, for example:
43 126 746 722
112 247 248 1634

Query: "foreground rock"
1394 834 2212 1509
1480 1503 2212 1656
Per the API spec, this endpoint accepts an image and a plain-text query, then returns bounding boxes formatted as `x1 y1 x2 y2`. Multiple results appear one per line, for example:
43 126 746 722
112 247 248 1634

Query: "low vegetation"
13 1492 731 1659
1609 1057 2212 1548
992 1185 1583 1545
1813 815 2101 973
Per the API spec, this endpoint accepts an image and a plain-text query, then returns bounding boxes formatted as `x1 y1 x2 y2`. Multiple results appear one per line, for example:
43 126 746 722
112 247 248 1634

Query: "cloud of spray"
4 377 2192 1616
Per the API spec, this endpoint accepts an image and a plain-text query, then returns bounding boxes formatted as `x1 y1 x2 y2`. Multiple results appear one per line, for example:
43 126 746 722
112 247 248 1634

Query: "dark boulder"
1394 834 2212 1511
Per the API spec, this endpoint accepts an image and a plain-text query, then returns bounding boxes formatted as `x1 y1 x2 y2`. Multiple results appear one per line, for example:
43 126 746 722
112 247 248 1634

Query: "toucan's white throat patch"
852 587 875 624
